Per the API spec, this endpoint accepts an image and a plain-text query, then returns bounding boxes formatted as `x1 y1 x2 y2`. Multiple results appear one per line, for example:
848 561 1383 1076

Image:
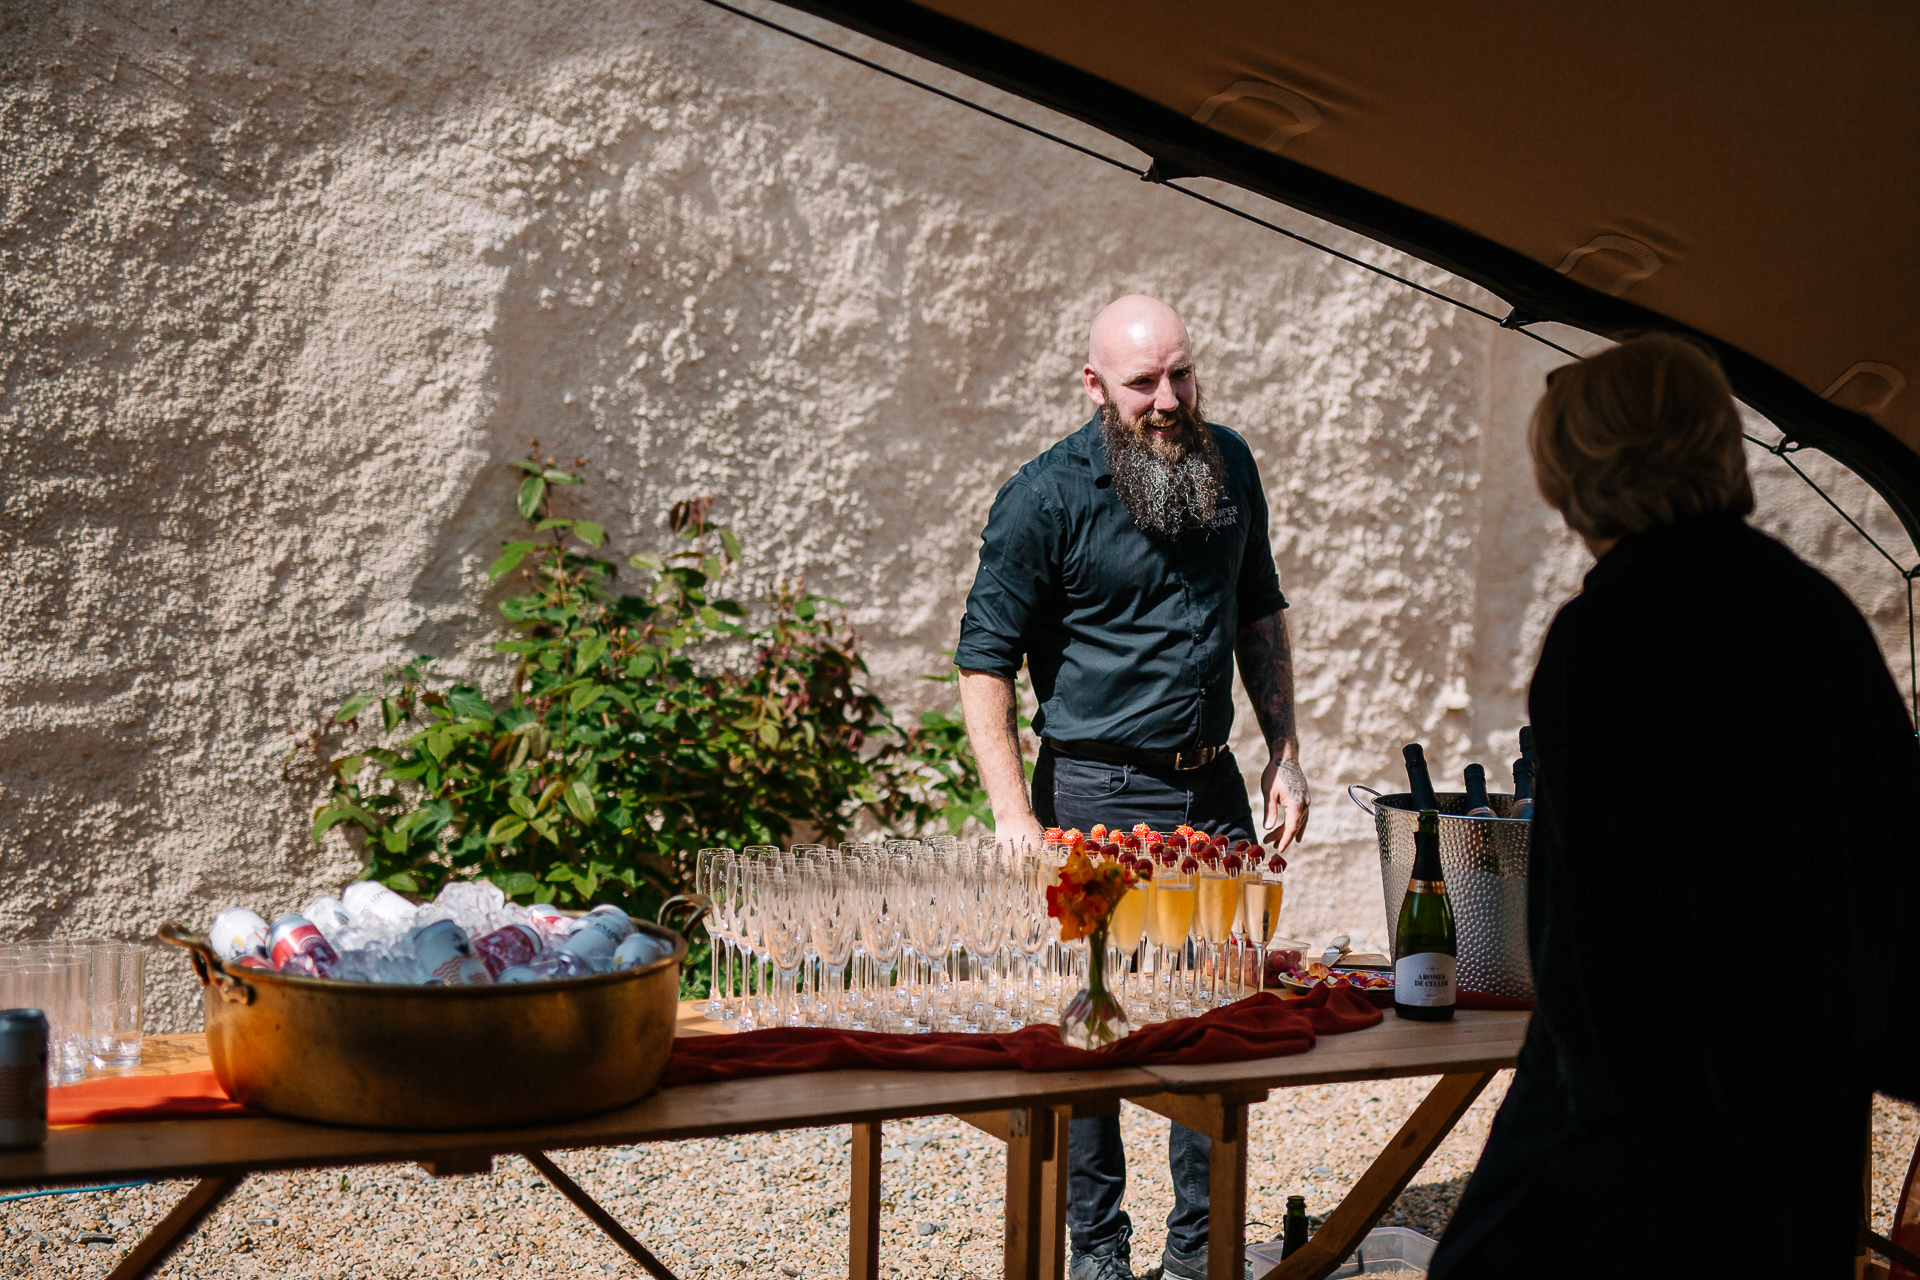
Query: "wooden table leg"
526 1150 679 1280
1040 1104 1070 1280
1210 1100 1249 1280
1005 1105 1051 1280
1261 1070 1497 1280
851 1120 883 1280
104 1174 244 1280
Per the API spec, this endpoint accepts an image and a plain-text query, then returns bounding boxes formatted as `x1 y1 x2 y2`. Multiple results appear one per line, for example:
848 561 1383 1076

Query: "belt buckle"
1175 745 1209 772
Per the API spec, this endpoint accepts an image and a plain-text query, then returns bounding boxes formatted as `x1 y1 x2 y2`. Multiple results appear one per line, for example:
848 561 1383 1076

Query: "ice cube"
302 895 354 942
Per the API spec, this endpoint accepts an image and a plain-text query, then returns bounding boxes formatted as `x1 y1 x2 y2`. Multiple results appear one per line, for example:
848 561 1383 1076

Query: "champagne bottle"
1281 1194 1311 1259
1519 725 1537 769
1393 809 1457 1021
1402 743 1440 811
1462 763 1494 817
1510 756 1535 821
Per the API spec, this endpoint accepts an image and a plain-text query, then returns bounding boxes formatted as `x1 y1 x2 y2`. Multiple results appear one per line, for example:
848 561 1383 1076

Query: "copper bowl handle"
159 922 255 1005
656 893 711 930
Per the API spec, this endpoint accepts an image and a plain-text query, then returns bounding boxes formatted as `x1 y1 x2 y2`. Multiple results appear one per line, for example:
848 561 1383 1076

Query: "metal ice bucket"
1347 788 1534 1001
159 920 685 1130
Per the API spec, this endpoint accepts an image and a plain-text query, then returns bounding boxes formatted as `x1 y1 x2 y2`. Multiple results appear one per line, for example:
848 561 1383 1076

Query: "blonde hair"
1528 334 1754 541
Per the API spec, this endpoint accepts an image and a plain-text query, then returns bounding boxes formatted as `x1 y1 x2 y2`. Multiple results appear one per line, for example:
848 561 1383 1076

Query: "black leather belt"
1046 738 1225 772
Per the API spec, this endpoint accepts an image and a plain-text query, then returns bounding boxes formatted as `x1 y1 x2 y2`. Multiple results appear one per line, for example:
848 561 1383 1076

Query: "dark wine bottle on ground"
1393 809 1457 1021
1510 756 1535 820
1462 763 1494 817
1402 743 1440 811
1519 725 1537 769
1281 1194 1311 1258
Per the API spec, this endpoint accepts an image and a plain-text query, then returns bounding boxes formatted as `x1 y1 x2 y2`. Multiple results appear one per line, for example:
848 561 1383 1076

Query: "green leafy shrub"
308 452 988 926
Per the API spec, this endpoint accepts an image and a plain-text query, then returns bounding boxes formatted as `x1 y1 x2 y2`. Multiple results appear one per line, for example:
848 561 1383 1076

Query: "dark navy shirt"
954 416 1287 751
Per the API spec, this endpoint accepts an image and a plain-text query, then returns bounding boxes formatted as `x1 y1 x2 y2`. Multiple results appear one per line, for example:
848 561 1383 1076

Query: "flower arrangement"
1045 849 1137 943
1046 847 1140 1049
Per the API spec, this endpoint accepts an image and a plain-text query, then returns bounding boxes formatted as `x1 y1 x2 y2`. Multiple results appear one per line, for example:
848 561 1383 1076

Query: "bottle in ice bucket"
1510 755 1535 820
342 880 417 927
1392 810 1456 1020
1402 743 1440 811
269 913 341 977
408 920 493 985
1462 763 1495 818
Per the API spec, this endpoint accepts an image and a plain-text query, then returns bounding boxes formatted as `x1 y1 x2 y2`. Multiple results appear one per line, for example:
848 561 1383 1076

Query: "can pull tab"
157 923 256 1005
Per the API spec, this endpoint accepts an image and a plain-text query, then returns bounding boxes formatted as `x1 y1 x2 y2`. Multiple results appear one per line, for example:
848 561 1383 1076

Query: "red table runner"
50 983 1523 1127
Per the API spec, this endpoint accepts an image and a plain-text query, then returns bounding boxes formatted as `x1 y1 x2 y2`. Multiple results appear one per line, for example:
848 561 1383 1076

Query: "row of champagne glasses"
691 834 1288 1033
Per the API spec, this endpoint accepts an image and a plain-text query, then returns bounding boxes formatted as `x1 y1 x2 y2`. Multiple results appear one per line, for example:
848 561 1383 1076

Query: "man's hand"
994 811 1046 854
1261 753 1311 852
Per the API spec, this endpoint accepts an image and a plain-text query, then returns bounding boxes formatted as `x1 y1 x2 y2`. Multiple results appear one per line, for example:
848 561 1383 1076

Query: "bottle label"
1394 952 1456 1006
1406 879 1447 895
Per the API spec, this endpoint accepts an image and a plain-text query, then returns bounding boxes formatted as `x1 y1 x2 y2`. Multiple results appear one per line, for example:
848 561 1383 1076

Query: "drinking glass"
696 849 733 1018
858 859 905 1031
1196 867 1241 1008
90 943 145 1067
1156 873 1197 1015
807 862 857 1027
761 867 806 1027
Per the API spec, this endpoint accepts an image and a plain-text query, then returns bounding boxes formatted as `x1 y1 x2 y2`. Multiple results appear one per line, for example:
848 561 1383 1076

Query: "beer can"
210 908 272 963
558 906 636 966
472 924 542 979
268 913 341 977
407 920 493 986
527 903 573 939
612 932 668 970
0 1010 48 1149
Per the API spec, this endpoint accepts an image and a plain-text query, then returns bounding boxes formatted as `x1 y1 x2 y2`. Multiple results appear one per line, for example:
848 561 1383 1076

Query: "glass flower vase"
1059 923 1132 1049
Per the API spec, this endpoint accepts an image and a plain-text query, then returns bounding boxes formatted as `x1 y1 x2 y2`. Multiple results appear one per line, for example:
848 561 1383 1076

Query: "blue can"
0 1009 48 1149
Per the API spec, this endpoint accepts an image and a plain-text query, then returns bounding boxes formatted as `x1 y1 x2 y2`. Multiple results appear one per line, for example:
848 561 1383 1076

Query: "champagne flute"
1157 861 1198 1015
1243 856 1285 995
1196 863 1241 1009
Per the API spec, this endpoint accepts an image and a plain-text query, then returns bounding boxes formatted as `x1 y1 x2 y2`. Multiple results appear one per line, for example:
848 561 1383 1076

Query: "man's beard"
1098 378 1227 536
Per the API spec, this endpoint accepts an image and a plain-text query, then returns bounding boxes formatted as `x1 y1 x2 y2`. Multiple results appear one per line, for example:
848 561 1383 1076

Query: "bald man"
955 296 1308 1280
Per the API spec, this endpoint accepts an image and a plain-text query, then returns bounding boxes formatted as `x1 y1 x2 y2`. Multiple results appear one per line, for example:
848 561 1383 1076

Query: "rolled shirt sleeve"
955 475 1063 677
1234 469 1288 624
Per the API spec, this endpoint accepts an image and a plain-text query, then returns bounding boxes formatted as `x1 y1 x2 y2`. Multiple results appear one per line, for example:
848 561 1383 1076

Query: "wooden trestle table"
0 1005 1529 1280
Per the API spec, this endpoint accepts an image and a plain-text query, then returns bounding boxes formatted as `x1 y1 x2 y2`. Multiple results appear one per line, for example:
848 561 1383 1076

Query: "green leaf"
794 599 816 620
719 528 741 561
426 728 452 761
565 780 598 822
508 795 537 820
489 542 538 581
495 871 539 897
758 722 780 749
445 688 495 722
517 476 547 520
534 518 573 532
334 693 374 723
510 458 544 475
575 635 609 674
493 640 543 655
310 805 371 839
543 468 581 484
629 552 663 572
574 520 606 547
486 815 528 844
384 872 420 893
569 684 608 713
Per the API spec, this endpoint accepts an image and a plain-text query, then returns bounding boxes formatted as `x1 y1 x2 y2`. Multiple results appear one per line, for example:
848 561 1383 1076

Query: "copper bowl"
159 921 685 1130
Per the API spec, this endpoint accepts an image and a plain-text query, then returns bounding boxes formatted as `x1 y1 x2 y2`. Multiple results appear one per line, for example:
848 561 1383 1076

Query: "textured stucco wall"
5 0 1914 1030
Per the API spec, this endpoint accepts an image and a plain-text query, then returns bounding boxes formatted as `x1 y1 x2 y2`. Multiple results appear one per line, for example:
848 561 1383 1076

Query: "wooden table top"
0 1004 1528 1189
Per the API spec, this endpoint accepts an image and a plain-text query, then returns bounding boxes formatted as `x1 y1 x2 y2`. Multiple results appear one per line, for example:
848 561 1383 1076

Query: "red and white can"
211 908 272 963
268 913 340 977
408 920 492 986
472 923 543 978
527 903 573 940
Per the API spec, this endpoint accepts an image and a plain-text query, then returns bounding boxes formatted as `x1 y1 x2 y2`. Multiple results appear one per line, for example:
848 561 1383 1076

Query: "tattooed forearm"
1236 609 1298 756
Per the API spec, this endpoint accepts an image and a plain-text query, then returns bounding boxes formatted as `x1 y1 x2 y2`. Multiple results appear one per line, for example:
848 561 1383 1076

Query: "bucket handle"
158 922 256 1006
1348 784 1382 816
657 892 712 931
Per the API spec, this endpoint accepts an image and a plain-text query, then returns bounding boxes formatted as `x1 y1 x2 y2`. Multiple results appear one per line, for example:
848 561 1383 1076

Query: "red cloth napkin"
48 986 1400 1125
659 986 1382 1088
50 1070 251 1126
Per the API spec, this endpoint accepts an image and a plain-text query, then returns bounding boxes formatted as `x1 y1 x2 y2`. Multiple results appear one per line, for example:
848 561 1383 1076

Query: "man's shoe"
1158 1241 1256 1280
1067 1246 1136 1280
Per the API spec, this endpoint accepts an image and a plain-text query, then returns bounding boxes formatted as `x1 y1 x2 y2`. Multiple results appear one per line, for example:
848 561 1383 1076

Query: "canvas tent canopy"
767 0 1920 544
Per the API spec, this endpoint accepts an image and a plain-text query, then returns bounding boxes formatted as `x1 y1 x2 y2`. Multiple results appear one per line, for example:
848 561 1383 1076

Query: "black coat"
1430 514 1920 1279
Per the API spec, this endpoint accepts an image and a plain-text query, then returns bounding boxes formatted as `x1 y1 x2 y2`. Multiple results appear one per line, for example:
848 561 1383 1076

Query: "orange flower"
1046 850 1138 943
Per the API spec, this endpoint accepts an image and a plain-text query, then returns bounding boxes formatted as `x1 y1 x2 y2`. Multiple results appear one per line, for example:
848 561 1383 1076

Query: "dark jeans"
1036 744 1256 1259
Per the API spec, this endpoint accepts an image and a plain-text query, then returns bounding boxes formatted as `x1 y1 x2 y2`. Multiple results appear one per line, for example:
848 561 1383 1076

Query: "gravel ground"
6 1083 1916 1278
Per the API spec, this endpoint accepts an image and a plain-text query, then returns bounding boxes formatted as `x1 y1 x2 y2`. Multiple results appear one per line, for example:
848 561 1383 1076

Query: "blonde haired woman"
1430 336 1920 1279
